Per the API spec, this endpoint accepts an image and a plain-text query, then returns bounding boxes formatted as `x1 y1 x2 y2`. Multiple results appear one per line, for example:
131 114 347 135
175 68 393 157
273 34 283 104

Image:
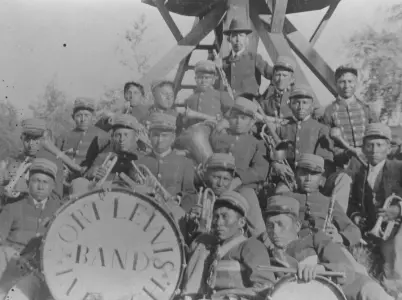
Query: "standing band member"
263 195 394 300
349 123 402 297
216 18 272 98
210 97 269 190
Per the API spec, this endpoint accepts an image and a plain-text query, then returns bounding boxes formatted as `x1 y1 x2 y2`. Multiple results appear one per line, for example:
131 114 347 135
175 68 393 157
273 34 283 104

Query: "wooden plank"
309 0 340 45
139 3 227 88
271 0 289 33
152 0 183 41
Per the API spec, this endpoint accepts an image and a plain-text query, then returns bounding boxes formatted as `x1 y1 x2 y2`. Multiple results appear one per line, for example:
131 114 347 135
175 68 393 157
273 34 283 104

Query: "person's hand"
378 204 401 222
215 119 230 133
297 264 326 282
93 166 107 181
188 204 202 219
214 57 223 69
324 223 343 244
272 162 293 178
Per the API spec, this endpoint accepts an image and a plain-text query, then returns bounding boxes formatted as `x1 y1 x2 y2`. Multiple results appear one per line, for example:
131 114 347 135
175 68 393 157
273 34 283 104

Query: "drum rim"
40 187 186 300
269 274 347 300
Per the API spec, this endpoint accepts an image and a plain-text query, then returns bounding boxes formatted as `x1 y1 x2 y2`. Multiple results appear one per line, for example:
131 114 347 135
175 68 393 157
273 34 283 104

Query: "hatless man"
216 18 272 98
210 97 269 190
263 195 395 300
123 81 149 122
0 158 63 296
349 123 402 297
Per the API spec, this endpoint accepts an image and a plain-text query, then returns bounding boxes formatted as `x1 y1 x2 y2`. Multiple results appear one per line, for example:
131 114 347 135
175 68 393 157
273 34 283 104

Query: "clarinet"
323 193 337 231
212 49 235 100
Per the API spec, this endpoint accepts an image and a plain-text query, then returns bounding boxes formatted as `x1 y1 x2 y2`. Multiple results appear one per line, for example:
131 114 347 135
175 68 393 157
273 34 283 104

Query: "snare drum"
267 275 346 300
40 187 186 300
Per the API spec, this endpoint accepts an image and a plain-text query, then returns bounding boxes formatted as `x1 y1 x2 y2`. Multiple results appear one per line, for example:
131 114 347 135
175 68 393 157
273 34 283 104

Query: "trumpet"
367 193 402 240
4 157 32 198
90 153 118 190
323 193 337 232
130 161 173 203
329 127 368 168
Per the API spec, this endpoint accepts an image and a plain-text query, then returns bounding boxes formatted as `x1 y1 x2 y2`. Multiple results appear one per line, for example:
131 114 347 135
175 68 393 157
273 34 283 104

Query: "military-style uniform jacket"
0 194 62 252
348 159 402 230
259 85 293 118
3 149 64 200
222 51 272 97
277 116 333 165
135 150 196 199
283 191 361 247
183 87 233 128
56 125 109 166
129 104 150 123
210 130 269 188
322 97 377 164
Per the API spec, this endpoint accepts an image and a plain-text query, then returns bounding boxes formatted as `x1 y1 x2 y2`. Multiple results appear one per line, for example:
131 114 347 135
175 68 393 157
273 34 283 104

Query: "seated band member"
190 153 265 238
135 112 196 208
264 195 394 300
0 158 62 296
349 123 402 297
281 153 361 248
180 60 233 129
0 118 64 200
181 190 275 300
56 97 108 183
210 97 269 190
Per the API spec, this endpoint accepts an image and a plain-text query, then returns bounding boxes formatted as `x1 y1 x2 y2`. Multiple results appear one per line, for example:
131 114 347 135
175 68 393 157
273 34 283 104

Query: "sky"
0 0 399 117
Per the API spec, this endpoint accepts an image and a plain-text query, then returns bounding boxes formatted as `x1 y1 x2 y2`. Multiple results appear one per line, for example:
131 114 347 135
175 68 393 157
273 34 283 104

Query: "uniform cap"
289 84 314 99
194 60 217 74
264 195 300 217
296 153 325 173
30 158 58 180
214 190 249 216
21 118 47 137
274 56 296 73
73 97 95 113
112 114 141 131
223 18 252 35
205 153 236 171
148 112 177 131
335 64 358 81
151 79 174 92
364 123 392 140
231 97 258 117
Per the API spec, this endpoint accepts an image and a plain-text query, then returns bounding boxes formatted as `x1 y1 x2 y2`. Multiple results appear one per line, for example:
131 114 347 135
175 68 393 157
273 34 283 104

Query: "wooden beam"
139 3 227 88
270 0 288 33
309 0 340 46
152 0 183 41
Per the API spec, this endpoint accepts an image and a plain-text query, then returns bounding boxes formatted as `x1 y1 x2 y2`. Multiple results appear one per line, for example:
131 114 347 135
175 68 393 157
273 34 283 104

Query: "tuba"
367 193 402 240
4 157 32 198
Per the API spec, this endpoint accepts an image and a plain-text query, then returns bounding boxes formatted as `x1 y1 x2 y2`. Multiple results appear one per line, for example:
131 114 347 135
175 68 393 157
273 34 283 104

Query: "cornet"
197 187 216 233
367 193 402 240
90 153 118 190
4 157 32 198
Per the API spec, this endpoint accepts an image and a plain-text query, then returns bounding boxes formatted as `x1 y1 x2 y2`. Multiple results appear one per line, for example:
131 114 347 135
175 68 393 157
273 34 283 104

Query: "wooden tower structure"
140 0 341 100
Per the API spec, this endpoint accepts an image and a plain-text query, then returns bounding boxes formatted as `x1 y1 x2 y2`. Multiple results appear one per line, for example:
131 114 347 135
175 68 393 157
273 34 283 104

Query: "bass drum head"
268 275 346 300
41 188 185 300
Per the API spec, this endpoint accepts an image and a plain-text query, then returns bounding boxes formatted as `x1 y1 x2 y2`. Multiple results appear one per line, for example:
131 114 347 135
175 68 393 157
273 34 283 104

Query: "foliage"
0 101 22 160
344 4 402 116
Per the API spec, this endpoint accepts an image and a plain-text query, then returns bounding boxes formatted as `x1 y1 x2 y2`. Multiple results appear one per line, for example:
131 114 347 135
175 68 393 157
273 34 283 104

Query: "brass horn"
4 157 32 198
178 123 213 165
367 193 402 240
197 187 216 233
175 106 219 123
89 152 118 190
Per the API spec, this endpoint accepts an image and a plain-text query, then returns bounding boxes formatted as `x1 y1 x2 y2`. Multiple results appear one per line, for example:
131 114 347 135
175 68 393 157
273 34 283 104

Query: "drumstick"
257 265 346 278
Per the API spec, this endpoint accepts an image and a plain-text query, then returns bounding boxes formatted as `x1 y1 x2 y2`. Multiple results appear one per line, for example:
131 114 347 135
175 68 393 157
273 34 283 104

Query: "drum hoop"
40 187 186 300
269 274 347 300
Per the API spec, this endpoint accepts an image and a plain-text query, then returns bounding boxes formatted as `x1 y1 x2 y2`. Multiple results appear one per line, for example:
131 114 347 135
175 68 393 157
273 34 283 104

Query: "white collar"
369 159 386 173
231 48 245 58
153 148 172 158
32 197 48 209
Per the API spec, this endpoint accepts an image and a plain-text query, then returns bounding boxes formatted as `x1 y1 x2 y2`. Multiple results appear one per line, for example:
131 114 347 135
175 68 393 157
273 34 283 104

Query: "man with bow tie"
0 158 63 295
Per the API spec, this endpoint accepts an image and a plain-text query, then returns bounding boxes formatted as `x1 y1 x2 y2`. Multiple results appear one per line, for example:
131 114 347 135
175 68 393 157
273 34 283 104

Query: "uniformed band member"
349 123 402 296
182 190 275 300
217 18 272 98
281 153 361 247
0 118 64 200
56 97 108 184
196 153 266 237
148 80 178 117
323 65 377 167
181 60 233 129
136 112 196 207
264 195 395 300
210 97 269 190
0 158 62 295
123 81 149 122
259 55 296 119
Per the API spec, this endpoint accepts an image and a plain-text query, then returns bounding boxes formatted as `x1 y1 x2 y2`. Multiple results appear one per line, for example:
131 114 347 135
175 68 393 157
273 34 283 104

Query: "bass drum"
267 275 346 300
39 187 186 300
